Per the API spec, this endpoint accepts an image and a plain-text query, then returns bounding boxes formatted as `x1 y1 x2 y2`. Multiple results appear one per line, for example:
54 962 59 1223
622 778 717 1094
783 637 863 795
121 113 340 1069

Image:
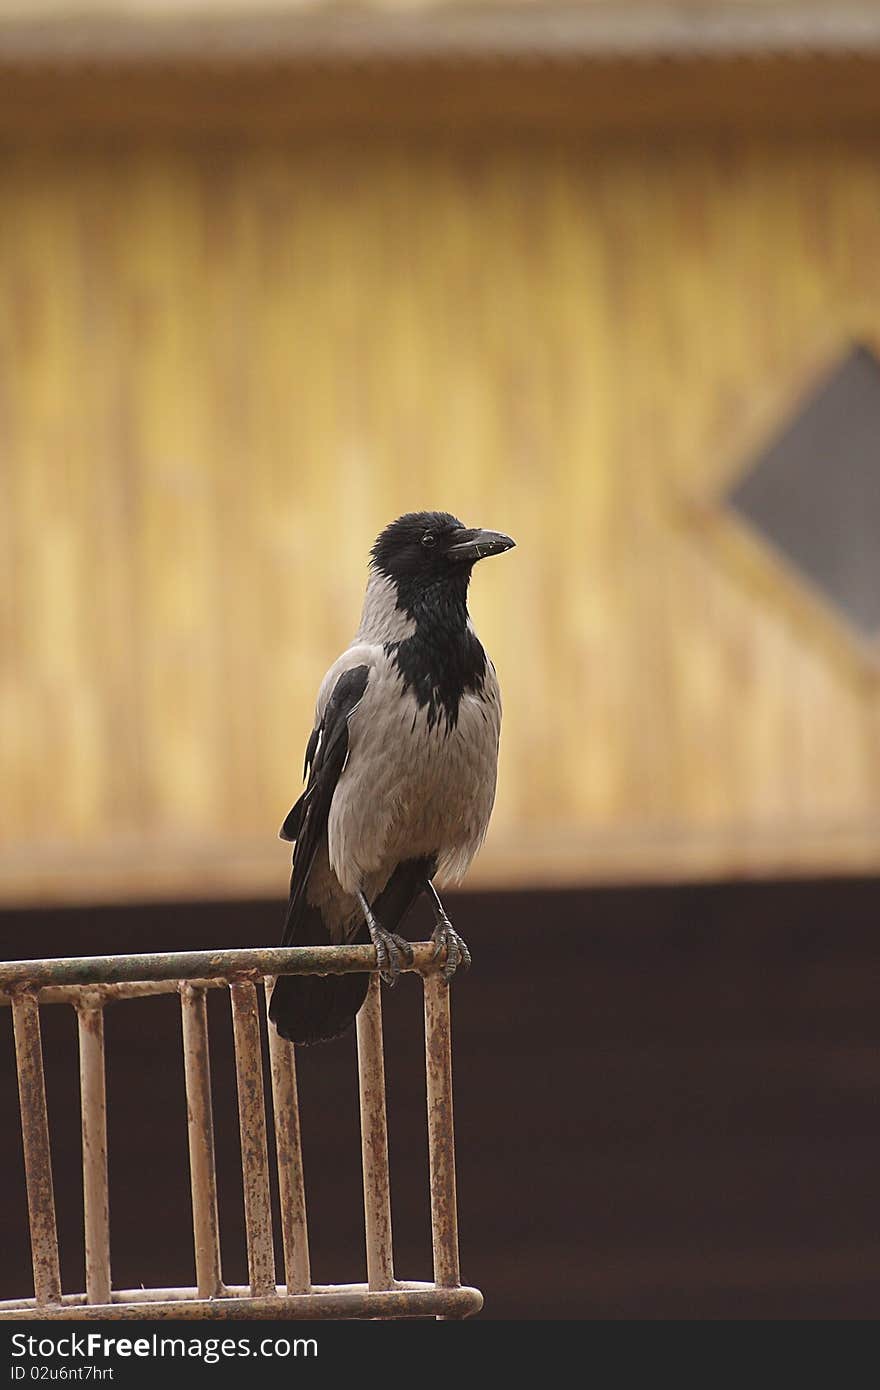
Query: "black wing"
279 664 369 945
278 724 320 843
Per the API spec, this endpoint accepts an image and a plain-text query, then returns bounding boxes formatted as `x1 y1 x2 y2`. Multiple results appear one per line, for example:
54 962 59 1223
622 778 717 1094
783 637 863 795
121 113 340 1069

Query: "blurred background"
3 0 880 1320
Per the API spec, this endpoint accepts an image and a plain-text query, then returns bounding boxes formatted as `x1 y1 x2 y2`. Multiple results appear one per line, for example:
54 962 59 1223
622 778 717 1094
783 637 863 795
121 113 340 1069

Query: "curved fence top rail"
0 941 440 994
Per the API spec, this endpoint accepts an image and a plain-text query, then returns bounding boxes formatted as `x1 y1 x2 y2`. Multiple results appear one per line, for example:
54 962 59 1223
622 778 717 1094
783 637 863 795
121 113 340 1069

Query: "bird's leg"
425 881 472 983
357 889 414 987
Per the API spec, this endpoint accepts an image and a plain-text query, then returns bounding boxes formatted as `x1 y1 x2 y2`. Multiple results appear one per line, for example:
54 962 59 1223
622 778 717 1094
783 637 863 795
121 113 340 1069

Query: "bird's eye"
421 532 436 548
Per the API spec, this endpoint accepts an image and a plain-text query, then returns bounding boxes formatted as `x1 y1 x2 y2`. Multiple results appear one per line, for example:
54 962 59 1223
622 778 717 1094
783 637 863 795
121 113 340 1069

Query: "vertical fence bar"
180 984 223 1299
10 990 62 1306
423 973 461 1289
355 973 394 1290
264 980 311 1294
76 994 111 1305
229 979 276 1297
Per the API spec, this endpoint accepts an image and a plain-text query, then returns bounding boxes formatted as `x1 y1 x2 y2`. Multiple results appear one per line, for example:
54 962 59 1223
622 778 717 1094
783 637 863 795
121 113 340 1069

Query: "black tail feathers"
269 909 370 1046
269 965 370 1046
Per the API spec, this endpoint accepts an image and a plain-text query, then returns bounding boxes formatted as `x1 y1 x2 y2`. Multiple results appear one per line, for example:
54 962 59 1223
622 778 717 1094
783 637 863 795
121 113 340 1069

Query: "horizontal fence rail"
0 943 482 1321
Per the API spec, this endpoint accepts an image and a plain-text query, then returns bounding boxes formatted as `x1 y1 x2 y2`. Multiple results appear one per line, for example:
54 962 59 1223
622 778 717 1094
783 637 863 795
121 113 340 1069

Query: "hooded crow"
269 510 515 1045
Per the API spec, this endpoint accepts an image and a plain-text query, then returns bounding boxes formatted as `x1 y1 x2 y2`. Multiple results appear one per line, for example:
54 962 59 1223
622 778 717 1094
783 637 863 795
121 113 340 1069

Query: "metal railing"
0 942 482 1320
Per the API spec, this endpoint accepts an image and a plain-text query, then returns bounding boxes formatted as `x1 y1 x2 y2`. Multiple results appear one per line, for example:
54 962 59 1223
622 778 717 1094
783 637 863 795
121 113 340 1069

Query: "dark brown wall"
2 880 880 1319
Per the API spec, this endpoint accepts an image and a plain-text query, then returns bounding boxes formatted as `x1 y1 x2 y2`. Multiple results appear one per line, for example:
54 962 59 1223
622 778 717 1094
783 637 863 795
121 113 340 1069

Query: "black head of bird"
370 510 515 599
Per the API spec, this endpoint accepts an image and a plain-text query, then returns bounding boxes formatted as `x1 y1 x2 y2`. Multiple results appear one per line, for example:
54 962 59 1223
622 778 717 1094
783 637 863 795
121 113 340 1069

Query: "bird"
269 510 515 1045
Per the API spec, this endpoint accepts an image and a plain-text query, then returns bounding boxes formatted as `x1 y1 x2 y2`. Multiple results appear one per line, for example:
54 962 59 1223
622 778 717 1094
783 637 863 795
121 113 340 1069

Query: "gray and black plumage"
269 510 515 1045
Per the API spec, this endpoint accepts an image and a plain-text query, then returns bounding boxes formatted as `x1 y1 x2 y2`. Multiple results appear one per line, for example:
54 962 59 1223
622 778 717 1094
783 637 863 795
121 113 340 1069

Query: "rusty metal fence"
0 943 482 1320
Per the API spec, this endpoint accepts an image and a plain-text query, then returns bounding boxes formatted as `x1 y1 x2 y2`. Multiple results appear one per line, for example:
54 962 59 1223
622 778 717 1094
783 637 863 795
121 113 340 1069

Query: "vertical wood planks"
5 131 880 903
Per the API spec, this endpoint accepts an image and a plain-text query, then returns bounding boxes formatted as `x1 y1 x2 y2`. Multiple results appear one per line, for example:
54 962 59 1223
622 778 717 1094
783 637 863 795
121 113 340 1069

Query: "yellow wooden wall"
3 121 880 904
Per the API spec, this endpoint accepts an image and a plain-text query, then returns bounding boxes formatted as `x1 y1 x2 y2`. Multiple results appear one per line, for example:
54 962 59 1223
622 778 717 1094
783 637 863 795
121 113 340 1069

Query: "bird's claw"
431 917 472 983
369 926 413 986
389 933 414 971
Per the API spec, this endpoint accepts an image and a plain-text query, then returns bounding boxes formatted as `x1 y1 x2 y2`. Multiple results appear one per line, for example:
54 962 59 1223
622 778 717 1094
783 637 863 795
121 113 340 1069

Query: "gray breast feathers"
325 650 501 896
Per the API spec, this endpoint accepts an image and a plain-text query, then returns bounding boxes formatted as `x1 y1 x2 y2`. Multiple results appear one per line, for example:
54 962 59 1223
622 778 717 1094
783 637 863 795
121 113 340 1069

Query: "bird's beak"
446 527 516 565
